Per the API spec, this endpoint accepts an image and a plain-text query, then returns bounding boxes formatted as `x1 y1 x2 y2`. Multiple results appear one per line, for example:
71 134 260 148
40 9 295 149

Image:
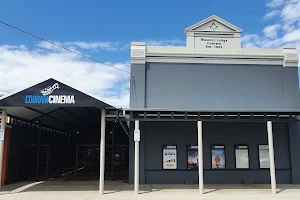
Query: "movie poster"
259 145 270 168
163 145 177 169
211 145 225 169
187 145 198 169
235 145 249 169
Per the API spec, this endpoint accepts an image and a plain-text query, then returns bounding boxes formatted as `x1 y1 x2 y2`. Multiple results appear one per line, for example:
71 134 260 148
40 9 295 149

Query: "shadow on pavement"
1 180 300 195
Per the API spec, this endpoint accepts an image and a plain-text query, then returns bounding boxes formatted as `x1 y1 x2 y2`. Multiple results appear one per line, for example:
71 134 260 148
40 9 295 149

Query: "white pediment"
185 15 242 33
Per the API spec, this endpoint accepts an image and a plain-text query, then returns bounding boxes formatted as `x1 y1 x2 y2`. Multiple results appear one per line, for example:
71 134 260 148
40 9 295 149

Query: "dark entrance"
0 78 129 184
75 144 129 181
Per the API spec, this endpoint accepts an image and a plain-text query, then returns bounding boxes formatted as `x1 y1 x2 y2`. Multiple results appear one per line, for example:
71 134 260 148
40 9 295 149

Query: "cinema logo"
25 83 75 104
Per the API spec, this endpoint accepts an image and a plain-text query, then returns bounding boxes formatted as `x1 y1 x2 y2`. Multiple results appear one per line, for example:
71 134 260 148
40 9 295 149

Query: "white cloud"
264 10 280 19
144 39 185 46
243 0 300 53
282 24 295 32
281 0 300 25
266 0 284 8
262 24 281 38
261 38 283 48
241 34 261 48
38 41 126 52
64 41 122 51
0 38 184 108
241 34 259 43
282 29 300 42
37 41 63 51
0 44 130 107
37 39 185 52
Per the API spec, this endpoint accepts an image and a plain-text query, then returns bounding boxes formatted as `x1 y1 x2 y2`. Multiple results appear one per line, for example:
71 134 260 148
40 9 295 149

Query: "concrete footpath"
1 181 300 200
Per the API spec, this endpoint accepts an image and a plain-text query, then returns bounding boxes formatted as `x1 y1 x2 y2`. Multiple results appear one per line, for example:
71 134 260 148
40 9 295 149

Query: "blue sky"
0 0 299 107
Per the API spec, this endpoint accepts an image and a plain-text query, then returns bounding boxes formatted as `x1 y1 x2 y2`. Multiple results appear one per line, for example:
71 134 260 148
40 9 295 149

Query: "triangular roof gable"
184 15 242 33
0 78 114 108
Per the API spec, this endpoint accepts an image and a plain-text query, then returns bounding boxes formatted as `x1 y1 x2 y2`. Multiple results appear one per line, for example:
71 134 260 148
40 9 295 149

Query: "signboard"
0 78 110 107
195 37 234 50
0 129 4 141
163 145 177 169
187 145 198 169
25 82 75 104
134 130 140 142
259 145 270 168
235 145 249 169
211 145 225 169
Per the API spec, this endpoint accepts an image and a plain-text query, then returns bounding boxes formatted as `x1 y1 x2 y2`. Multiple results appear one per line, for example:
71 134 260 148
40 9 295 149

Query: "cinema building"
0 15 300 195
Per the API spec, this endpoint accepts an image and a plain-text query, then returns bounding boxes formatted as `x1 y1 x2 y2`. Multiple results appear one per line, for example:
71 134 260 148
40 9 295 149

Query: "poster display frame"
258 144 270 169
234 144 250 169
162 145 177 170
211 144 226 169
186 145 198 170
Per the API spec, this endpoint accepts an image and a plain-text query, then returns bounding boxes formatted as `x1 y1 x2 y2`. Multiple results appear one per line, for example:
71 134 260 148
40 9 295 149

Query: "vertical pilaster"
267 121 277 194
99 109 106 195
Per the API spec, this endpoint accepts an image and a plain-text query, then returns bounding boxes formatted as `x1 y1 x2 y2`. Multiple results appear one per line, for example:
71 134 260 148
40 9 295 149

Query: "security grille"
75 144 128 180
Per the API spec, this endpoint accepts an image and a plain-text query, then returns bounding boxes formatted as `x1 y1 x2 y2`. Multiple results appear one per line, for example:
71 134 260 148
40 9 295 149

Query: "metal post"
99 109 106 195
134 120 139 195
75 145 78 180
46 145 50 179
67 134 71 163
36 125 42 181
0 109 7 188
111 123 114 181
267 121 277 194
197 121 204 195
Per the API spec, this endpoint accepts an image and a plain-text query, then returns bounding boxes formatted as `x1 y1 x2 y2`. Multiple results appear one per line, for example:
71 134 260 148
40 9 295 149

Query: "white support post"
267 121 277 195
197 121 204 195
0 109 7 188
134 120 140 195
99 109 106 195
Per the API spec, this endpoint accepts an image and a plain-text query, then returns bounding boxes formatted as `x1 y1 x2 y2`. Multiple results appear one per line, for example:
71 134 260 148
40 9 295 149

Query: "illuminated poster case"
187 145 198 170
259 145 270 169
163 145 177 169
235 145 249 169
211 145 225 169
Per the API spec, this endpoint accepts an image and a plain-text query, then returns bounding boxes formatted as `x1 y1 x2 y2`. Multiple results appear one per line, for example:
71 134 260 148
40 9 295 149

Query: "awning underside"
6 107 105 134
106 109 300 122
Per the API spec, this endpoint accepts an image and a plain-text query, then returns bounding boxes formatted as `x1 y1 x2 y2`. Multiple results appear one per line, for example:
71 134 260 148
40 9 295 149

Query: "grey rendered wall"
130 63 300 110
128 121 291 184
130 64 146 108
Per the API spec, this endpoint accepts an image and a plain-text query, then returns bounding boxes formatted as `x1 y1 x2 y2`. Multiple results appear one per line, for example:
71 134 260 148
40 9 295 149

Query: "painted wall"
6 126 25 184
130 64 146 108
130 63 300 110
1 127 11 186
129 121 292 184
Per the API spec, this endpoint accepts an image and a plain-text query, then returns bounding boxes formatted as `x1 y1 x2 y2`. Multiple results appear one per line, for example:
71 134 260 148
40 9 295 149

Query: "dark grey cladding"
130 63 300 110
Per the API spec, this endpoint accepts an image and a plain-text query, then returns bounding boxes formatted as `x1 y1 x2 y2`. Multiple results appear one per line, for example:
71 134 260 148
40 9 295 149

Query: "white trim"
145 57 283 66
131 43 146 64
282 46 299 67
185 15 243 33
122 108 300 112
146 53 283 59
